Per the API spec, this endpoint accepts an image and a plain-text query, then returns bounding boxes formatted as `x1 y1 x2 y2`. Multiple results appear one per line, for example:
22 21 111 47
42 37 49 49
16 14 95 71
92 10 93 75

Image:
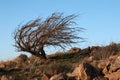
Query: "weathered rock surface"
105 71 120 80
69 47 81 53
13 54 28 63
97 60 110 69
50 73 67 80
41 73 51 80
68 62 99 80
109 56 120 73
0 62 6 68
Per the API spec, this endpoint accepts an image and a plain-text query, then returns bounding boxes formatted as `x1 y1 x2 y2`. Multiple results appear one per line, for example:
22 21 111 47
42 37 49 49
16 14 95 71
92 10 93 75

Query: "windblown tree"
14 13 84 59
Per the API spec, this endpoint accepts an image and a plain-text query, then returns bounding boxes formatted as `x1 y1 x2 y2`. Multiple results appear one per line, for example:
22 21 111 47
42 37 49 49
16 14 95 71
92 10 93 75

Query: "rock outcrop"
67 62 99 80
68 47 81 53
109 56 120 73
105 71 120 80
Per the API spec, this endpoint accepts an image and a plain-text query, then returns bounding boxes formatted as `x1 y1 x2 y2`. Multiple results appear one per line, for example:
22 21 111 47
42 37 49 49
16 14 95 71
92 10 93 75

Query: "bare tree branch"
13 12 84 59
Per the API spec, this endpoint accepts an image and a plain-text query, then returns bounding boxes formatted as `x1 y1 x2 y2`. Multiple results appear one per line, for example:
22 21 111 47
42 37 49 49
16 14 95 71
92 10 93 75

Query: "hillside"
0 42 120 80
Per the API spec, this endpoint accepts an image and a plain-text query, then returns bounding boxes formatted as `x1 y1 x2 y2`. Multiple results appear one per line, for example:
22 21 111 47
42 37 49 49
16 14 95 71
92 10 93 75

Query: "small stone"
1 75 9 80
41 73 51 80
50 73 67 80
0 63 6 68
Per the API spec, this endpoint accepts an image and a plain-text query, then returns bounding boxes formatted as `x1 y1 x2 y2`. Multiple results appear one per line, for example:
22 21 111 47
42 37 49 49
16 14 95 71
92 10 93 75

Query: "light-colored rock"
105 71 120 80
66 73 76 80
1 75 9 80
0 62 5 68
109 56 120 73
1 75 15 80
71 62 98 80
98 60 110 69
72 64 83 77
109 55 118 61
50 73 67 80
84 56 94 63
103 66 110 75
68 47 81 53
41 73 51 80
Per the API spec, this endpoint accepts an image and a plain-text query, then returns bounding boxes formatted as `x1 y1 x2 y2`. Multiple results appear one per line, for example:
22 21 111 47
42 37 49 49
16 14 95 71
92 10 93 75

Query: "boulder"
68 47 81 53
105 71 120 80
84 56 94 63
102 66 110 75
71 62 98 80
97 60 110 69
13 54 28 63
109 56 120 73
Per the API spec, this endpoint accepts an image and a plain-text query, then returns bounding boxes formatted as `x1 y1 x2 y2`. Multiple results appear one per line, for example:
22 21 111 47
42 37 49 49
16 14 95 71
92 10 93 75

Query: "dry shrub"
91 47 111 60
41 62 72 75
48 51 75 59
91 42 120 60
13 54 28 63
47 52 65 59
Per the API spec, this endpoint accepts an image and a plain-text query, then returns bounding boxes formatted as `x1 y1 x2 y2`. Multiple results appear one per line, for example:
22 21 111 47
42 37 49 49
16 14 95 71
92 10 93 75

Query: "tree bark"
40 48 47 59
32 52 47 59
30 48 47 59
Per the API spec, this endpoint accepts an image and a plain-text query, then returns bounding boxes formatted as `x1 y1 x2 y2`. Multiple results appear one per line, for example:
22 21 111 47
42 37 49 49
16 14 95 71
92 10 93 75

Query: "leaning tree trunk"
40 47 47 59
31 51 47 59
30 47 47 59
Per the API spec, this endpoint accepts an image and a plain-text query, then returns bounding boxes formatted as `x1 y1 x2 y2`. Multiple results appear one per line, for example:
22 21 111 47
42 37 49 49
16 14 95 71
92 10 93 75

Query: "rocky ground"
0 42 120 80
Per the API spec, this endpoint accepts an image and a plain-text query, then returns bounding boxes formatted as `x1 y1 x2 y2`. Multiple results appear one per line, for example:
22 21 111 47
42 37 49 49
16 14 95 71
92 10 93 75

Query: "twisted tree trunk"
30 47 47 59
40 47 47 59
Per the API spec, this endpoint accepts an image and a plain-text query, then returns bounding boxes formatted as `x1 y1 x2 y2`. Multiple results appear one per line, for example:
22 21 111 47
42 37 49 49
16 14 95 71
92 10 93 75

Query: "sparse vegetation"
91 42 120 60
41 62 72 75
0 42 120 79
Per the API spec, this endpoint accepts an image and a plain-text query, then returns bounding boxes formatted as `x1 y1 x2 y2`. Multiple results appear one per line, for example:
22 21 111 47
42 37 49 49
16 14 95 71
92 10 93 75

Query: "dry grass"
91 42 120 60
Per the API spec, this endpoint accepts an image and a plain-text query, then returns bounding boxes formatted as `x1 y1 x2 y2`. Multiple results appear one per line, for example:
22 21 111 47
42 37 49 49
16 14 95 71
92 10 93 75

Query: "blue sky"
0 0 120 60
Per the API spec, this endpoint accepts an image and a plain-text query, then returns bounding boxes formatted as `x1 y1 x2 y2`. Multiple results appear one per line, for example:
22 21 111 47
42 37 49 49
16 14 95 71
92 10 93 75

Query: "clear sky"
0 0 120 60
